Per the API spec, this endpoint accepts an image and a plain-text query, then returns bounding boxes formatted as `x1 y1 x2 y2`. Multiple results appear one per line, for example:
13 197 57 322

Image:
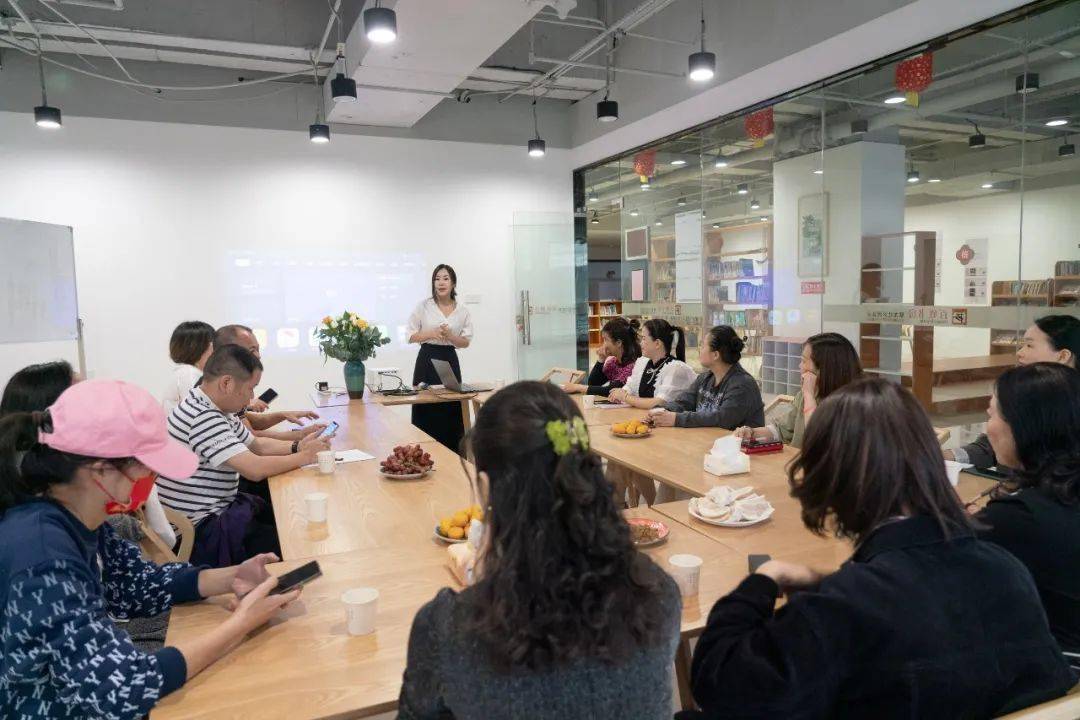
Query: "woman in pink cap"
0 379 302 720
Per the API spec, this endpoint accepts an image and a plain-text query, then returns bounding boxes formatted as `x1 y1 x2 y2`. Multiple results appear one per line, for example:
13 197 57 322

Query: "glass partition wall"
578 0 1080 436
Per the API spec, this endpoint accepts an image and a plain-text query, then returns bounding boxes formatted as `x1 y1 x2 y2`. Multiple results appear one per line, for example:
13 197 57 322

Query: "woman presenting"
408 264 473 452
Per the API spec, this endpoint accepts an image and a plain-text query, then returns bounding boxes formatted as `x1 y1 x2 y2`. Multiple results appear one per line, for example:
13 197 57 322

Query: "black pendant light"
596 37 619 122
528 99 545 157
33 41 61 129
749 198 760 210
364 2 397 44
1060 137 1076 158
590 211 600 224
969 122 986 149
1015 72 1039 94
309 60 330 143
850 118 869 135
688 0 715 82
330 12 357 103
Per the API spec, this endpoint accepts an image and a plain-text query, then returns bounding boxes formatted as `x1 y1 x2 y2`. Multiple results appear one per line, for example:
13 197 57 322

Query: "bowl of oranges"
435 505 485 544
612 420 651 438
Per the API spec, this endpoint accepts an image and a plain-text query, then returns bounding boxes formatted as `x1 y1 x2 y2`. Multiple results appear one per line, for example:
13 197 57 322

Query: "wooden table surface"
367 387 478 406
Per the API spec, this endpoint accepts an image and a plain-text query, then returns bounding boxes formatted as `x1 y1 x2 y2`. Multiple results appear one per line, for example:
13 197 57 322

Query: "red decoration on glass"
632 149 656 180
744 108 774 148
955 244 975 265
895 52 933 107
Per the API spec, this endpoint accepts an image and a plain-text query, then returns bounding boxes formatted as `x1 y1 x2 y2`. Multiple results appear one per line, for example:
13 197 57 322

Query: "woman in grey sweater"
651 325 765 430
397 381 682 720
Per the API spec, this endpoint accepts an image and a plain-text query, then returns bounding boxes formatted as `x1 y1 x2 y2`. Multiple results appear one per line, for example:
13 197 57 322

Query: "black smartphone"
748 554 772 574
258 388 278 404
270 560 321 595
318 420 339 439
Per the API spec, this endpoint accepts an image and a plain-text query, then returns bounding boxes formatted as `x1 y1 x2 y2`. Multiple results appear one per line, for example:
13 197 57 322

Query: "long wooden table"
367 386 479 432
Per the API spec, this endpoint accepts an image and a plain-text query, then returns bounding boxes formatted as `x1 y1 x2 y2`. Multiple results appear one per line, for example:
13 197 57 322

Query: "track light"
588 191 598 203
688 0 715 82
1060 140 1075 158
749 198 761 210
968 122 986 149
927 178 941 183
714 156 728 168
590 211 600 224
33 43 61 129
528 100 545 157
596 98 619 122
981 181 994 189
907 169 920 183
736 183 749 195
331 73 357 103
884 95 906 105
671 159 686 166
677 197 687 206
1015 72 1039 94
309 123 330 143
850 119 869 135
364 4 397 44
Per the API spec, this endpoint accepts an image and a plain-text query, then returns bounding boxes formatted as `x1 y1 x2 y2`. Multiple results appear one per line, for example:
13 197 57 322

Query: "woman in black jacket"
979 362 1080 670
686 378 1075 720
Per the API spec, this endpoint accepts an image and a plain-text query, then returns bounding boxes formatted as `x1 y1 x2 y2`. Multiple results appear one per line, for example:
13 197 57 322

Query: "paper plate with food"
626 517 669 547
380 444 435 479
435 505 484 544
611 420 651 438
689 485 774 528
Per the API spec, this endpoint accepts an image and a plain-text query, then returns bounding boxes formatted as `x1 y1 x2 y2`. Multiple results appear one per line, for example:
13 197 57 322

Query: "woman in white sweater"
606 319 697 507
607 319 696 409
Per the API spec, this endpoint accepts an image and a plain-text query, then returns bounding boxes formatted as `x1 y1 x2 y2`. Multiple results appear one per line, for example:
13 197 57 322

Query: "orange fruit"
636 425 649 435
447 526 465 540
451 512 470 528
613 423 627 434
470 505 485 521
439 518 453 535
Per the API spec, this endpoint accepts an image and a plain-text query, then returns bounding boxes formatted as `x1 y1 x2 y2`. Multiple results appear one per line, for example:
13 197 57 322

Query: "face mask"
96 472 156 515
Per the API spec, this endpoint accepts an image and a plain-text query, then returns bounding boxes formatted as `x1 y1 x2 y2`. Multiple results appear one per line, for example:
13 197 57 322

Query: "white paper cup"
342 587 379 636
944 459 965 488
305 492 328 523
668 554 703 597
317 450 335 475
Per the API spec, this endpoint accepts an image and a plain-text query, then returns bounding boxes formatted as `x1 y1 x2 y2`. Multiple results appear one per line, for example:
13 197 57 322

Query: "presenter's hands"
438 324 451 340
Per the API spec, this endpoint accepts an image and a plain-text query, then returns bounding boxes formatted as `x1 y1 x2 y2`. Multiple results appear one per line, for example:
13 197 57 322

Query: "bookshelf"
702 220 773 357
761 337 805 396
587 299 624 348
989 278 1052 355
1053 261 1080 308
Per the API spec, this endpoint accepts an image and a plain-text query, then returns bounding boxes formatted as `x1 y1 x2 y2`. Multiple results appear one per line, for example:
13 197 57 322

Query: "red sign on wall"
801 281 825 295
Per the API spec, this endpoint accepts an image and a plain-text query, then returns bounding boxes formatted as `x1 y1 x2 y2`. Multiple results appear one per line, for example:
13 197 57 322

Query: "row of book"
705 258 765 279
1056 260 1080 276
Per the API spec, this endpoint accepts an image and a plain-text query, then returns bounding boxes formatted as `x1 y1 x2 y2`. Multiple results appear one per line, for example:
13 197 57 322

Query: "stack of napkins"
693 485 774 523
703 435 750 476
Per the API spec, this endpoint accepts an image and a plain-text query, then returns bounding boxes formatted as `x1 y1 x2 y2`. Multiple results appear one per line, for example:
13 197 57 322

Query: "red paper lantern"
895 52 933 107
744 108 774 148
632 149 656 180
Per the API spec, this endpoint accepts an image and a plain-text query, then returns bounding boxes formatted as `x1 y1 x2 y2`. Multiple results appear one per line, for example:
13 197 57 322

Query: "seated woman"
2 360 177 549
0 379 301 719
398 381 682 719
650 325 764 430
686 378 1074 719
162 320 215 413
607 319 697 409
978 362 1080 671
563 317 640 397
947 314 1079 469
733 332 862 448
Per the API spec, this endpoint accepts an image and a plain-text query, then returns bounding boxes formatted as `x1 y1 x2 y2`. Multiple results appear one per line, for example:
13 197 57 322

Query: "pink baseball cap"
39 379 198 479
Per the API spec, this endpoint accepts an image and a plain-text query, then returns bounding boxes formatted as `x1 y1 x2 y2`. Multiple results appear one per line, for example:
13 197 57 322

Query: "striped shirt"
157 387 254 525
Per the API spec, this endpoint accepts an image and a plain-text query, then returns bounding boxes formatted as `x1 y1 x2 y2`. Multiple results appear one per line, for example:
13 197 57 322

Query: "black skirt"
412 343 465 453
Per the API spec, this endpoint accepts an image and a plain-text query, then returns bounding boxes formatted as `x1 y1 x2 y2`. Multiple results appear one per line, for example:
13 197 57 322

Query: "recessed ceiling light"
1046 118 1068 127
927 178 941 183
813 169 824 175
981 181 994 189
671 159 686 166
884 95 906 105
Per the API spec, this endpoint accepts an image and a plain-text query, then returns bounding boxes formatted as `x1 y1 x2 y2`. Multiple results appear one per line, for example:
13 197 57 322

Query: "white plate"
433 526 468 544
380 467 433 480
611 430 652 439
688 498 774 527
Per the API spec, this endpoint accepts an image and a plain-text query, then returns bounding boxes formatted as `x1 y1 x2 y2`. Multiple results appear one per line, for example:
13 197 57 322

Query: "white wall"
905 183 1080 357
0 112 572 409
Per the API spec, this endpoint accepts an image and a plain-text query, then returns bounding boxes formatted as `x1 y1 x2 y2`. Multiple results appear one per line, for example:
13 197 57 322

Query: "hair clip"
545 417 590 456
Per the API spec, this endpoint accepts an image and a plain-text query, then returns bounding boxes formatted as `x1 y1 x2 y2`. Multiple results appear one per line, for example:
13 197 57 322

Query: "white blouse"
407 298 474 346
624 356 697 401
161 364 202 413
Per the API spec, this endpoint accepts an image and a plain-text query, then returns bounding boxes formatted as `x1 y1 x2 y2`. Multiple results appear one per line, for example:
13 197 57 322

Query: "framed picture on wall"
797 192 828 278
624 225 649 261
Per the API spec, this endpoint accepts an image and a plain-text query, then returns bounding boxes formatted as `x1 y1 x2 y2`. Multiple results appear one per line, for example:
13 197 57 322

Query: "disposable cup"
305 492 328 523
944 459 966 488
342 587 379 636
668 554 703 597
317 450 336 475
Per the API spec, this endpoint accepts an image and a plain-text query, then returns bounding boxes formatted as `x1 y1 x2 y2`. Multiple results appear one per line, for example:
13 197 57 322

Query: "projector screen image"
225 249 431 356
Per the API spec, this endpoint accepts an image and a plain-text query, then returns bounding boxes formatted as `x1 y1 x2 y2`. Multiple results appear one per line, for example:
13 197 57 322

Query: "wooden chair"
996 682 1080 719
540 367 586 385
136 507 195 564
934 427 952 446
764 394 795 426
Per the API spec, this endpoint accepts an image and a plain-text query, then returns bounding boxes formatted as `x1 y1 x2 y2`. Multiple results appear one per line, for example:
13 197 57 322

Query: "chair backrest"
934 427 952 446
995 682 1080 719
164 506 195 563
136 509 177 564
764 394 795 426
540 367 585 385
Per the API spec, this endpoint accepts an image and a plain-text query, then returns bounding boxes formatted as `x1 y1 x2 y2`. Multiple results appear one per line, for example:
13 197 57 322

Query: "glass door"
513 211 576 380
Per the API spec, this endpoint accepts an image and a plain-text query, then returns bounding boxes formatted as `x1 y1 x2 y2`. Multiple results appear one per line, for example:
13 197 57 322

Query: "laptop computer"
430 359 493 393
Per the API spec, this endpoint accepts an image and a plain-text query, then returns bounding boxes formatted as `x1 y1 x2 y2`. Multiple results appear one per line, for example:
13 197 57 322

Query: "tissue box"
447 544 476 586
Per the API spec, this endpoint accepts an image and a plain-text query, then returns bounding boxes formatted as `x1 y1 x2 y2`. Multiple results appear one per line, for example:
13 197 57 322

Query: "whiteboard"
0 218 79 343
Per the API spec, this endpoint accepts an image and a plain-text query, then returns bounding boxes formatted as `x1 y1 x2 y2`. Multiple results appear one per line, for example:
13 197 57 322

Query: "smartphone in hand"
270 560 322 595
258 388 279 405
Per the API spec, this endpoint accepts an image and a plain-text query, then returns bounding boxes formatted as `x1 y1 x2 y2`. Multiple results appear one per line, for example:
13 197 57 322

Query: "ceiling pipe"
531 54 685 79
41 0 123 10
533 13 693 47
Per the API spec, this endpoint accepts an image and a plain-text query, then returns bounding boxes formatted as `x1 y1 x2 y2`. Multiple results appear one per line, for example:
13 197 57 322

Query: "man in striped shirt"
158 344 330 567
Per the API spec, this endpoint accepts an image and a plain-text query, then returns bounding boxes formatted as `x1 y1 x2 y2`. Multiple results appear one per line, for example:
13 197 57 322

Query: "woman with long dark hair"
407 264 474 452
607 318 697 410
650 325 764 430
734 332 862 448
978 362 1080 669
947 314 1079 469
685 378 1074 718
563 317 641 396
398 381 681 718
